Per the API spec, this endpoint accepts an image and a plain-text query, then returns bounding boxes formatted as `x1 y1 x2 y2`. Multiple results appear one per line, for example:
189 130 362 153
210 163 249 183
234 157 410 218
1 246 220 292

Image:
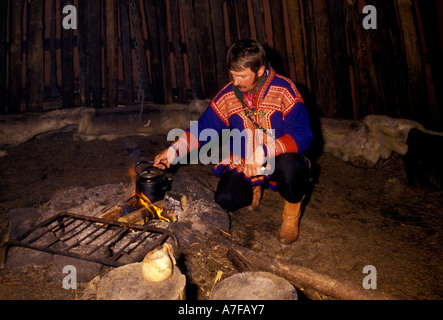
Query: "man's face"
230 66 266 92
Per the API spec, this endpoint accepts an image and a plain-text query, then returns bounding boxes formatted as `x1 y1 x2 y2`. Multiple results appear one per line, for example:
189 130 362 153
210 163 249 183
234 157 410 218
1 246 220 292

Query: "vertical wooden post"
236 0 250 40
9 0 24 114
77 0 90 108
251 0 265 44
416 0 443 127
301 0 320 111
396 0 428 124
48 0 60 99
343 0 380 118
311 0 337 117
105 0 118 108
365 0 408 119
0 0 8 114
144 0 165 104
327 0 353 119
269 0 289 77
154 0 173 103
26 0 44 112
226 0 239 44
209 0 229 90
133 0 152 102
181 0 203 99
170 0 188 103
61 0 75 109
119 0 135 105
87 0 102 108
194 0 218 99
286 0 306 86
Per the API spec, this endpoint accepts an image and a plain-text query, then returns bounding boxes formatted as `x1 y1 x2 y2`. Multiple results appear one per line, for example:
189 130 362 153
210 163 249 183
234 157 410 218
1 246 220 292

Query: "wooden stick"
100 189 135 214
227 244 398 300
117 207 147 224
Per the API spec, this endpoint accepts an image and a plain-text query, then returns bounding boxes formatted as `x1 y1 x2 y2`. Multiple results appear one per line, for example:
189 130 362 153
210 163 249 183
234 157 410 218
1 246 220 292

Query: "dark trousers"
215 153 311 212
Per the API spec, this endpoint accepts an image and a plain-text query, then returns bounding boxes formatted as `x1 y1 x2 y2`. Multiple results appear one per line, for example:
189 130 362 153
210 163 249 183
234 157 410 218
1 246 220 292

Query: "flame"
128 165 170 223
137 190 171 223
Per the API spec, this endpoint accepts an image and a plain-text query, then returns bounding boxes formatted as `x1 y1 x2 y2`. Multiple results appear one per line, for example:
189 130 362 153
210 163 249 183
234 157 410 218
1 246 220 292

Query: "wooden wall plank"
209 0 229 90
0 0 9 114
26 0 44 112
170 0 187 103
154 0 173 103
366 0 408 118
144 0 165 104
78 0 90 108
251 0 265 44
48 0 60 99
226 0 239 44
286 0 306 87
193 0 218 99
301 0 320 111
119 0 135 105
105 0 118 108
343 0 380 118
180 0 203 99
61 0 75 109
133 0 152 102
416 0 443 128
268 0 289 77
9 0 24 114
396 0 428 123
87 0 102 108
312 0 337 117
327 0 353 118
236 0 250 40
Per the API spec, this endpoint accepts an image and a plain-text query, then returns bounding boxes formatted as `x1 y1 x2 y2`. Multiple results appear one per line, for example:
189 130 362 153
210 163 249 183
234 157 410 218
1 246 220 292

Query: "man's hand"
153 147 176 169
244 146 266 178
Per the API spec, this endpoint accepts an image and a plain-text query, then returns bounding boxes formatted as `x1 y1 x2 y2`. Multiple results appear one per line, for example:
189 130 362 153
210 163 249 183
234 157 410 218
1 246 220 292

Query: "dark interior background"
0 0 442 130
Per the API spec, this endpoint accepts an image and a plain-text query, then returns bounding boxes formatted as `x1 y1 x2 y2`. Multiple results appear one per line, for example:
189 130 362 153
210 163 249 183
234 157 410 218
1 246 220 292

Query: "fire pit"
1 211 177 268
1 172 230 283
1 161 185 269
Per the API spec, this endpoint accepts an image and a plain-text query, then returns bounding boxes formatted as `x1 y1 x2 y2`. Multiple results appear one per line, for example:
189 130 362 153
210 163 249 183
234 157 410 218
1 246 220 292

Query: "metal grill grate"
1 212 177 268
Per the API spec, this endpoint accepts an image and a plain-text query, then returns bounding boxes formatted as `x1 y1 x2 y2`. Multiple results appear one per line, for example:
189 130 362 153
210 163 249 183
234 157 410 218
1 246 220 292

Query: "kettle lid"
139 168 163 179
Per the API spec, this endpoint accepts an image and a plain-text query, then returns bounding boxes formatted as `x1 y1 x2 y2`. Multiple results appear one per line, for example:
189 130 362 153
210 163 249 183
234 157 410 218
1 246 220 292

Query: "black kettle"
135 161 171 203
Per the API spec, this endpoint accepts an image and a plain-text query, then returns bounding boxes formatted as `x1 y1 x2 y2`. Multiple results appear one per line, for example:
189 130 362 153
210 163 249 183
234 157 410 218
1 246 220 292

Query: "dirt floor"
0 129 441 300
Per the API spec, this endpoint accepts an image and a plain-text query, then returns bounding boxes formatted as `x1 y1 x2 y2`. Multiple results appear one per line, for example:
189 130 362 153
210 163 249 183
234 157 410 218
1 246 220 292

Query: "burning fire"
127 166 171 223
137 190 171 223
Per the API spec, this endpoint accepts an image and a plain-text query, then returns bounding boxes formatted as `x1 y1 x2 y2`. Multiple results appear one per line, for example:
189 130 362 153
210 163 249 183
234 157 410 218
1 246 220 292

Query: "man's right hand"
153 148 175 169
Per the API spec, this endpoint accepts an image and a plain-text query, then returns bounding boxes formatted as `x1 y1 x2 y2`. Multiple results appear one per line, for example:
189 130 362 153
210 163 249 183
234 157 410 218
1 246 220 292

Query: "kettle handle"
135 161 168 176
161 176 172 191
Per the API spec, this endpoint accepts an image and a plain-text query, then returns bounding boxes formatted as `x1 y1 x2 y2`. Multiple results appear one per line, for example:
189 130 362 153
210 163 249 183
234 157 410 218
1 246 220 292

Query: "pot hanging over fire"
135 161 172 203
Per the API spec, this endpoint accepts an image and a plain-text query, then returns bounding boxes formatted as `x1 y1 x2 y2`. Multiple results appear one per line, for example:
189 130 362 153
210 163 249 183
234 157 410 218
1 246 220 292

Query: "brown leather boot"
248 185 262 210
278 199 303 244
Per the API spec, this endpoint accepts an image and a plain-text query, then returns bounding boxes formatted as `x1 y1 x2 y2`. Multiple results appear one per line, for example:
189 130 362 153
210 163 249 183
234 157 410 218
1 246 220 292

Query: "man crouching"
154 39 313 244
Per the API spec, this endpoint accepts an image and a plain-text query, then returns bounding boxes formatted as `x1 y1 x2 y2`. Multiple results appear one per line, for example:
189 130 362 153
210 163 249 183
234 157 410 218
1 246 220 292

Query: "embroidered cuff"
261 134 298 159
170 131 200 158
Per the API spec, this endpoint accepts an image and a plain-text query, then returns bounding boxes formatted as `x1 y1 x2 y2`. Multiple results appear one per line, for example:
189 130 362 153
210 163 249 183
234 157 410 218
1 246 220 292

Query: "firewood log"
227 245 397 300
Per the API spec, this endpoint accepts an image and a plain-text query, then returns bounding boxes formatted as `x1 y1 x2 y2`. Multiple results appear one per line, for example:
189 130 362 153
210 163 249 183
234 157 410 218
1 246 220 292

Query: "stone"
210 272 298 300
321 115 429 167
96 263 186 300
0 107 95 147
